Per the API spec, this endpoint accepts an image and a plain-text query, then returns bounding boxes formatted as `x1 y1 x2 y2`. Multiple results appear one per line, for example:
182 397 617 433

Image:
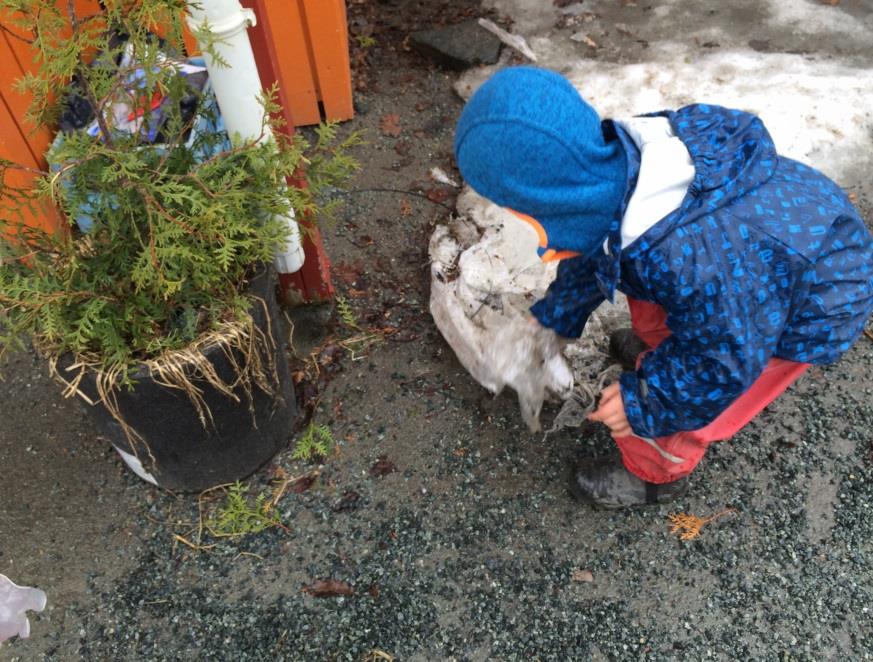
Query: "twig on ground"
173 534 216 552
269 468 321 510
341 187 456 211
233 551 265 562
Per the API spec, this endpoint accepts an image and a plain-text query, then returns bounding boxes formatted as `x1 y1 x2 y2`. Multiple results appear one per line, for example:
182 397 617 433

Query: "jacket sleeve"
530 255 606 338
618 245 793 438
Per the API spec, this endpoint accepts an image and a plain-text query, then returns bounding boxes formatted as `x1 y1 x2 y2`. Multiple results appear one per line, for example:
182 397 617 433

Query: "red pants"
614 299 809 484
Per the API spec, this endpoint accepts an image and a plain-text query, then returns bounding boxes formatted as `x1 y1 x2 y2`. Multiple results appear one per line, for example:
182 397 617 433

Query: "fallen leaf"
333 262 362 286
379 113 402 137
318 344 344 366
425 187 451 204
571 32 599 48
571 569 594 583
399 198 413 216
668 509 735 541
614 23 635 36
333 490 362 512
370 457 397 477
290 474 317 493
368 583 380 599
848 192 858 202
302 579 354 597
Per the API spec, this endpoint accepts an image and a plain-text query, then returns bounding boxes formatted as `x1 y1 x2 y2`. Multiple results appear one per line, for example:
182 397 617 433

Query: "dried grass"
49 296 280 472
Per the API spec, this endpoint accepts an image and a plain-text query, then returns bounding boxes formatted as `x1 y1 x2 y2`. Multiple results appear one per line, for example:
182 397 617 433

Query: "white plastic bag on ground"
484 315 574 431
429 187 629 432
0 574 47 644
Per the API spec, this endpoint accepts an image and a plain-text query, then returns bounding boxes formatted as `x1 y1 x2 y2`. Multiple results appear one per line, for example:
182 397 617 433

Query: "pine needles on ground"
335 295 360 329
206 482 283 538
668 509 736 541
292 422 334 462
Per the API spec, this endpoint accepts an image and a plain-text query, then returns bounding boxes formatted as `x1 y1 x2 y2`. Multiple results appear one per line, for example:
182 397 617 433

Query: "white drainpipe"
186 0 305 274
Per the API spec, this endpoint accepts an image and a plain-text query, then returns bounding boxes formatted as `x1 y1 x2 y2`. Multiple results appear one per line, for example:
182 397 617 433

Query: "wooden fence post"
243 0 354 303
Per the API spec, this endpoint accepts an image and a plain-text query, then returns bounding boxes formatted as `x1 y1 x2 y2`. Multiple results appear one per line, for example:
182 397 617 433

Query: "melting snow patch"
457 49 873 189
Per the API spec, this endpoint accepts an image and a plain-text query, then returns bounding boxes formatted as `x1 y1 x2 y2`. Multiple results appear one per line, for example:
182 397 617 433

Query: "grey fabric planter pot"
61 267 297 492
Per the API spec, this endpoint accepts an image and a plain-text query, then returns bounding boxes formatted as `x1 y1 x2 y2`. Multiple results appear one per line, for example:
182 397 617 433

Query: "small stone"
748 39 771 52
571 568 594 583
410 20 502 71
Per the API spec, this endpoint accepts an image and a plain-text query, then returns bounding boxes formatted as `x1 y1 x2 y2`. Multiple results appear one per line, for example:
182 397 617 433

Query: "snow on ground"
542 53 869 191
465 1 873 189
764 0 873 39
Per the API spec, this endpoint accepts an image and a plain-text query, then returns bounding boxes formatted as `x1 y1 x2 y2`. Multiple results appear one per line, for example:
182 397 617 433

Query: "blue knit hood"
454 67 627 260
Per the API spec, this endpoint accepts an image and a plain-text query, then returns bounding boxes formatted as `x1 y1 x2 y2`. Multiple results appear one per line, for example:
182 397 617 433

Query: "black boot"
571 456 688 509
609 328 650 369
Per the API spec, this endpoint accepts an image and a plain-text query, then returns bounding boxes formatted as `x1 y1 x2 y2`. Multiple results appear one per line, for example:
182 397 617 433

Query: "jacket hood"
667 104 778 196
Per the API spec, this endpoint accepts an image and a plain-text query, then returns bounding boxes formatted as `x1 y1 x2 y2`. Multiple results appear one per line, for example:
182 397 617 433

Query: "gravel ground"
2 1 873 660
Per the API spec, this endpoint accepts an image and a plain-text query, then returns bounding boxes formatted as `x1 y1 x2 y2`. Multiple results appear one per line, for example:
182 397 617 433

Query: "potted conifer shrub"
0 0 357 490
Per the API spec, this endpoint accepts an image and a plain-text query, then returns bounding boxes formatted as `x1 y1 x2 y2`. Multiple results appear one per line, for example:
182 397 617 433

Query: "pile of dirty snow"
429 189 628 432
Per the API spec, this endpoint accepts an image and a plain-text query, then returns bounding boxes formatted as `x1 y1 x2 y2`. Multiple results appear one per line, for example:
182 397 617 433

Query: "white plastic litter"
429 188 628 432
429 167 460 188
0 574 47 644
477 18 539 62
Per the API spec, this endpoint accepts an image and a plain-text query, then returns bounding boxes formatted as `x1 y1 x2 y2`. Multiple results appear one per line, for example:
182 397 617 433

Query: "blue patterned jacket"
530 104 873 438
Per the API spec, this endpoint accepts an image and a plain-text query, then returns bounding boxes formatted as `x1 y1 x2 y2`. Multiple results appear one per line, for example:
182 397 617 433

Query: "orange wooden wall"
242 0 353 126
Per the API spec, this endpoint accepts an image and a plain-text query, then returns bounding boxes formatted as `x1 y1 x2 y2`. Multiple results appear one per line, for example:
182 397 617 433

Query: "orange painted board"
182 21 199 56
300 0 353 121
242 0 296 131
255 0 320 126
0 19 54 164
1 1 101 165
0 93 39 172
0 32 36 165
0 93 60 235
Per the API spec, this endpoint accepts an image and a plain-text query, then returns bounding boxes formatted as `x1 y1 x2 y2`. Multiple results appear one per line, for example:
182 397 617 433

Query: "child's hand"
588 383 633 437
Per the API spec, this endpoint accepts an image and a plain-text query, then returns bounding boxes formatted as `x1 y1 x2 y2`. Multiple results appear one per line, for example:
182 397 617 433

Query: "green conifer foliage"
0 0 358 381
